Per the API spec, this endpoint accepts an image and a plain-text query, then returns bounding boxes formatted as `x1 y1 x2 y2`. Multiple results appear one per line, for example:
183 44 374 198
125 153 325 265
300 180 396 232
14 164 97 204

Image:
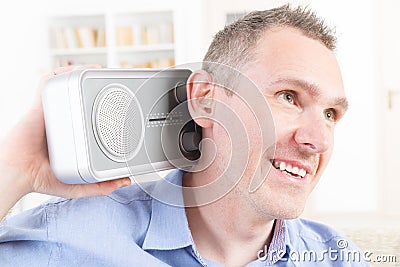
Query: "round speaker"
92 84 144 163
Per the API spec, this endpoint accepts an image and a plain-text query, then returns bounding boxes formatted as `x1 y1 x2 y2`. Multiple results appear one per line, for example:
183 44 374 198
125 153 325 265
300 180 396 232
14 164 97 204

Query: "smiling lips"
272 160 308 179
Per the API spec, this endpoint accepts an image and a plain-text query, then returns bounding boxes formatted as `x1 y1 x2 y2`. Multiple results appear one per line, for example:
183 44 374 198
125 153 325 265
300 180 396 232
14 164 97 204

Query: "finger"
52 66 76 76
53 64 102 76
72 64 102 70
49 177 132 199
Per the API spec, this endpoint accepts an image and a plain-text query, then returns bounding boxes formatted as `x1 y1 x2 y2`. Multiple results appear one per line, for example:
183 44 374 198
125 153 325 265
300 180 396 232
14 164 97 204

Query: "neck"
183 170 276 267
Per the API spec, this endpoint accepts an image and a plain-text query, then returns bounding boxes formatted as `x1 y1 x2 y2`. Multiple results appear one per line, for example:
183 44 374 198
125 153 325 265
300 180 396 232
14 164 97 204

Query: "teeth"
273 160 307 178
286 164 293 173
279 162 286 171
274 161 280 168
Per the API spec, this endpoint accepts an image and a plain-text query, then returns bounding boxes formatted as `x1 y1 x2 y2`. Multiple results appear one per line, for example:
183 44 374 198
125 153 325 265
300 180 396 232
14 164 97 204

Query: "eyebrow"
269 78 349 113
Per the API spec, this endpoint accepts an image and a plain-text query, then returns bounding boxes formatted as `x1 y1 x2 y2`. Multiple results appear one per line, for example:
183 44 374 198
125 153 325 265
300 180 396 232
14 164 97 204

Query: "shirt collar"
142 169 194 250
256 219 288 265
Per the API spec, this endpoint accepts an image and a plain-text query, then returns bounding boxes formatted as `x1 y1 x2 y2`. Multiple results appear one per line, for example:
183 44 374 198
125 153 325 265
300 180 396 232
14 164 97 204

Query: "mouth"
271 159 309 179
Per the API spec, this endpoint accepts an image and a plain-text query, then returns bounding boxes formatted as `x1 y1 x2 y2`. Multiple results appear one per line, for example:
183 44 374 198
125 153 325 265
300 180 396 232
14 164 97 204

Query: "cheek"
226 95 264 146
240 107 264 154
212 123 231 154
270 107 296 143
318 144 334 170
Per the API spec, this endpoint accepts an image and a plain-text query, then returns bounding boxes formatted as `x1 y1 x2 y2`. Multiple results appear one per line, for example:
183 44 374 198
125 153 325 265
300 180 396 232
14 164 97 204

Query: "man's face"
212 27 347 219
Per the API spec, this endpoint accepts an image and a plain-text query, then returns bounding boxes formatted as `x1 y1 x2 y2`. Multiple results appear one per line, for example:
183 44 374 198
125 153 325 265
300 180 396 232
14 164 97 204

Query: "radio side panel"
42 72 84 184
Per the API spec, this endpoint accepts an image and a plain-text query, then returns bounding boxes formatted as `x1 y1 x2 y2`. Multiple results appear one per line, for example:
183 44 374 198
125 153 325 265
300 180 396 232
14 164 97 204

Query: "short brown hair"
203 4 336 84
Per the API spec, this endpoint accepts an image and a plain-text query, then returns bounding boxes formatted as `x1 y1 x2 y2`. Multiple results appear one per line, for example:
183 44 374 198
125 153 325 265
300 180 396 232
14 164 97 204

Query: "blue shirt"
0 169 370 266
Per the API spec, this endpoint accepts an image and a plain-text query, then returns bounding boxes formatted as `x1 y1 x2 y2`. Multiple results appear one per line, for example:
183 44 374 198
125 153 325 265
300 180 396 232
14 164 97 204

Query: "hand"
0 65 131 219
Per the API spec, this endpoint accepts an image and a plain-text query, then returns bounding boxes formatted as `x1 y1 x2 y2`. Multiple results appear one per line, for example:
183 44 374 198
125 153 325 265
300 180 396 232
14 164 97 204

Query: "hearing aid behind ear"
42 68 201 184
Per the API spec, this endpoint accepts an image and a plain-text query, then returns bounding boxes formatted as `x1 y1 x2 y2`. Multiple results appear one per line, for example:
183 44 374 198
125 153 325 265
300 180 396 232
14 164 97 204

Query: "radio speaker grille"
92 84 144 162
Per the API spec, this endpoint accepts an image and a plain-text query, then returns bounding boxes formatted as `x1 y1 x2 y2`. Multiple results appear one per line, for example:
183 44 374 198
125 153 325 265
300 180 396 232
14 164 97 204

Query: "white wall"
0 3 49 140
309 0 378 214
375 0 400 218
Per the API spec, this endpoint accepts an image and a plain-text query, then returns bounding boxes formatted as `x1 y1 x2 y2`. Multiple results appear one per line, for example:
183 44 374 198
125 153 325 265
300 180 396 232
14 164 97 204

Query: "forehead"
244 27 345 100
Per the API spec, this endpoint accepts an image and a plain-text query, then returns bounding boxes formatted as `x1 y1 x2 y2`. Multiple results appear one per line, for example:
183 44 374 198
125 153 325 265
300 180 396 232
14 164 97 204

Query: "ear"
186 70 215 128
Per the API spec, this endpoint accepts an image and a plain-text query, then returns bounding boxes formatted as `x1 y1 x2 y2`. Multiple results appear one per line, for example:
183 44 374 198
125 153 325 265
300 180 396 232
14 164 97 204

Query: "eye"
324 109 336 121
278 91 295 105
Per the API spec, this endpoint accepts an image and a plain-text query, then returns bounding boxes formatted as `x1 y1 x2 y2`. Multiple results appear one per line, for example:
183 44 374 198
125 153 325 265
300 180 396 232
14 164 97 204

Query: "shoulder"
41 180 155 212
41 182 159 246
5 169 183 229
0 171 186 266
0 179 163 253
45 169 182 208
2 180 157 231
42 180 158 224
0 184 143 260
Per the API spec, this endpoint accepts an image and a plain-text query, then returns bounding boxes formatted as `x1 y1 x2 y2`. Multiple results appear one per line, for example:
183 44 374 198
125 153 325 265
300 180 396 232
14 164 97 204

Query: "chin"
257 193 308 221
279 206 305 220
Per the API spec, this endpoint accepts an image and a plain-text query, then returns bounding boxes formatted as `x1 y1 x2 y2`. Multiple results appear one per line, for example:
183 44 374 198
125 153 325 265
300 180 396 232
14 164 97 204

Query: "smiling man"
0 4 368 267
182 9 356 265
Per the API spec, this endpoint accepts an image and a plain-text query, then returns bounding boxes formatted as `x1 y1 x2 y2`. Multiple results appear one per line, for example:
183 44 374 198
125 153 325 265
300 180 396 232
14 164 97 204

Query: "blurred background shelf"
48 10 175 68
49 47 108 55
115 43 174 52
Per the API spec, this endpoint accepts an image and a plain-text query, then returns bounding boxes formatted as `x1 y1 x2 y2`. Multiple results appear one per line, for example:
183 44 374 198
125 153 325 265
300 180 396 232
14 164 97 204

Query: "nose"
293 112 332 154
